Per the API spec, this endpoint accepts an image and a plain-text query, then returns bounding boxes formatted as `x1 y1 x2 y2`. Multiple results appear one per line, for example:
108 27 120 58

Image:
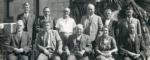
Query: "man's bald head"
87 4 95 10
87 4 95 15
63 7 70 17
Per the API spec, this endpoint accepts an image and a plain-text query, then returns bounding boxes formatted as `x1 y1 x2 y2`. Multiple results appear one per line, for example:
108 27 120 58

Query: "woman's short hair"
73 24 84 34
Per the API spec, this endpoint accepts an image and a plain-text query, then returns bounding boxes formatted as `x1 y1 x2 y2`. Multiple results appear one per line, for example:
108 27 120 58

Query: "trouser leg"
80 56 89 60
8 54 17 60
37 53 48 60
21 55 29 60
67 55 76 60
96 55 114 60
124 56 132 60
147 56 150 60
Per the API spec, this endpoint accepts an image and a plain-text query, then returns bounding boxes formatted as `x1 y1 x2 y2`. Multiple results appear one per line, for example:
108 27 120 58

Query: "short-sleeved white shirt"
56 17 76 33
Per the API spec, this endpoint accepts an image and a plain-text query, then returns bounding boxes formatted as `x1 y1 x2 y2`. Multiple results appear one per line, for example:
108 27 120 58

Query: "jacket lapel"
13 32 21 48
20 32 25 48
135 35 140 53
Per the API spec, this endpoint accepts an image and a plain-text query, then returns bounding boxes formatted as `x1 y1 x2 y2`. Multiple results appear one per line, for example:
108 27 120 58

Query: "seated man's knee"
96 55 106 60
8 54 17 60
124 56 132 60
21 55 29 60
37 53 48 60
81 56 89 60
53 56 61 60
67 55 76 60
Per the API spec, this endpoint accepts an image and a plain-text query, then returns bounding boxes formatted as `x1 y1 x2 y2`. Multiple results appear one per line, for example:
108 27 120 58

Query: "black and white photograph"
0 0 150 60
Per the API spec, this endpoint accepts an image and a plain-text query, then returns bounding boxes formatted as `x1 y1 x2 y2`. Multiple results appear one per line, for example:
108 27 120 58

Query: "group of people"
4 2 150 60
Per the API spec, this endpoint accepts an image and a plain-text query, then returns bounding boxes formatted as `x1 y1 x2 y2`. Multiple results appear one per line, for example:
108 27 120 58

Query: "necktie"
47 32 51 47
18 32 22 48
18 32 21 41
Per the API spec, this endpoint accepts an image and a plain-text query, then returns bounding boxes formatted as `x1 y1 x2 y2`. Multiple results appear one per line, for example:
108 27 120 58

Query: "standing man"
80 3 103 42
17 2 35 40
55 8 76 48
6 20 31 60
118 7 141 38
35 7 55 32
102 9 118 39
36 21 62 60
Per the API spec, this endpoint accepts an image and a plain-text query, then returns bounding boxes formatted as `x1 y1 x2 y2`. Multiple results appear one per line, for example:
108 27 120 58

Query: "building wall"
8 0 36 22
0 0 4 23
39 0 70 19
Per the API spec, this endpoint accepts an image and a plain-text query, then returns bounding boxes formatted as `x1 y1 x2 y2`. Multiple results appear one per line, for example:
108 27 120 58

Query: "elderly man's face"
87 6 95 15
23 3 30 13
105 10 112 19
76 27 83 35
17 21 24 32
63 8 70 16
126 9 133 17
43 8 50 16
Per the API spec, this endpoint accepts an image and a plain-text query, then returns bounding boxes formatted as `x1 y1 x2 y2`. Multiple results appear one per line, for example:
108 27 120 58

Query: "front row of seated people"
5 20 145 60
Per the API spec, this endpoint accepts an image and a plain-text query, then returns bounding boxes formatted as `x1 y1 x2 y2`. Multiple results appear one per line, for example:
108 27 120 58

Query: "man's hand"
96 49 101 54
14 48 23 53
57 49 63 55
14 48 19 53
102 53 112 58
76 50 85 57
44 49 50 55
100 51 112 58
19 48 24 52
64 49 70 55
133 54 140 59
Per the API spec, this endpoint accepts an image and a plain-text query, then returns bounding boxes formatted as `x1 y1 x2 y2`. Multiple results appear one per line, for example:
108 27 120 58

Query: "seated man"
6 20 31 60
65 24 92 60
36 21 62 60
95 26 118 60
120 24 144 60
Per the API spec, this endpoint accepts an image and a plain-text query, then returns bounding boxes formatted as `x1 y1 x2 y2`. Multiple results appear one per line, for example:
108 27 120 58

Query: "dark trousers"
123 56 142 60
37 53 61 60
67 54 89 60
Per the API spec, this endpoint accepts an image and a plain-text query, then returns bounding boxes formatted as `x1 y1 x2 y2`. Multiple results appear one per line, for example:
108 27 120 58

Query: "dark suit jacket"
17 13 35 39
118 18 141 37
6 31 31 54
35 16 55 32
102 19 119 38
120 33 144 56
67 34 92 54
